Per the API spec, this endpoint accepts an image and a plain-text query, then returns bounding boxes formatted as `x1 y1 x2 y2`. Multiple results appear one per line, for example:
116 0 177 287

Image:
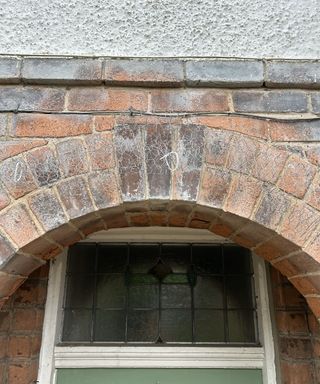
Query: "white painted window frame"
37 228 277 384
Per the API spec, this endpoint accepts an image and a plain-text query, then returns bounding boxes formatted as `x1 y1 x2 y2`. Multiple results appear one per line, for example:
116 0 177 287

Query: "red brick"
304 233 320 263
227 135 259 175
306 174 320 211
254 235 300 261
57 176 95 219
151 89 229 112
88 170 121 209
198 167 231 208
56 138 88 177
306 297 320 318
94 115 116 131
168 204 193 227
0 139 47 162
13 279 47 307
0 186 10 211
273 252 320 277
280 336 313 359
19 86 66 111
269 120 320 142
149 211 168 226
3 253 46 277
85 132 115 170
276 311 309 335
12 113 93 137
101 207 129 229
46 223 83 248
8 360 38 384
210 212 248 238
251 143 288 183
8 336 32 358
224 174 262 218
0 335 7 358
290 275 320 295
68 87 148 111
0 204 41 248
0 156 37 198
280 203 320 247
278 156 316 198
0 272 25 298
195 115 268 139
306 146 320 166
129 213 150 226
0 234 16 268
231 222 275 249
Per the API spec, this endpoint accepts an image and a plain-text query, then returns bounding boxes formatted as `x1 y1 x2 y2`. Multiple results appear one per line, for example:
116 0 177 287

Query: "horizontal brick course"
22 58 103 85
105 59 184 87
186 59 263 87
0 57 21 84
266 61 320 89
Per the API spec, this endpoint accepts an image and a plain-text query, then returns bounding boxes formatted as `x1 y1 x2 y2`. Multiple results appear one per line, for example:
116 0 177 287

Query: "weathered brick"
186 59 263 87
105 59 184 87
145 123 172 199
174 124 205 201
114 124 146 201
290 275 320 296
22 58 103 84
306 174 320 211
28 190 67 231
0 87 19 110
266 61 320 89
306 146 320 166
254 185 292 230
198 167 231 208
56 138 88 177
94 115 116 131
0 114 8 136
306 297 320 319
151 89 229 112
46 223 83 248
0 57 21 83
57 177 94 219
224 174 262 218
269 120 320 142
0 139 47 162
13 278 47 307
311 92 320 113
85 132 115 170
8 360 38 384
278 156 316 198
0 185 10 211
88 170 121 209
0 234 16 269
68 87 148 111
281 360 315 384
196 115 268 139
227 135 259 175
0 156 37 198
8 336 32 358
233 90 308 113
254 235 300 261
168 203 193 227
273 252 320 278
280 336 313 359
129 212 150 226
231 222 275 249
12 113 93 137
19 86 66 111
26 146 60 186
149 211 168 226
2 253 45 276
251 144 288 183
205 129 233 166
275 311 309 335
280 203 320 247
0 272 25 298
100 207 128 229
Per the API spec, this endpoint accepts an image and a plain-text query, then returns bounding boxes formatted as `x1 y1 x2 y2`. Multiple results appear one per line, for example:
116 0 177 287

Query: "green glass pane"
224 247 252 274
94 310 125 342
194 276 223 308
161 309 192 342
129 284 159 308
127 310 158 342
193 246 223 274
96 275 126 309
162 274 189 284
129 274 158 285
67 243 96 274
129 245 159 273
226 276 254 309
195 309 225 342
161 245 190 272
161 285 191 308
228 310 256 343
97 245 128 272
62 309 92 341
64 275 94 308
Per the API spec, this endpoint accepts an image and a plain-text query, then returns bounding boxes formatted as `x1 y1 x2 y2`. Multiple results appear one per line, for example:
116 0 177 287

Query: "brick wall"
0 57 319 383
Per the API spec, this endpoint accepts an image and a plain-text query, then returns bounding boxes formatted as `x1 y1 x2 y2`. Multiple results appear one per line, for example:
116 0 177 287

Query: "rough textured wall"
0 0 319 58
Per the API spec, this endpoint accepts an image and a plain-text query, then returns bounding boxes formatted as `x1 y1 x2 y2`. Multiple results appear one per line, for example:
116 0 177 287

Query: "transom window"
62 243 258 345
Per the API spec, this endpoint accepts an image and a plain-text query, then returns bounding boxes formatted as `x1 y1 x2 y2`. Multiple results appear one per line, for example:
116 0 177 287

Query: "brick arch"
0 115 319 320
